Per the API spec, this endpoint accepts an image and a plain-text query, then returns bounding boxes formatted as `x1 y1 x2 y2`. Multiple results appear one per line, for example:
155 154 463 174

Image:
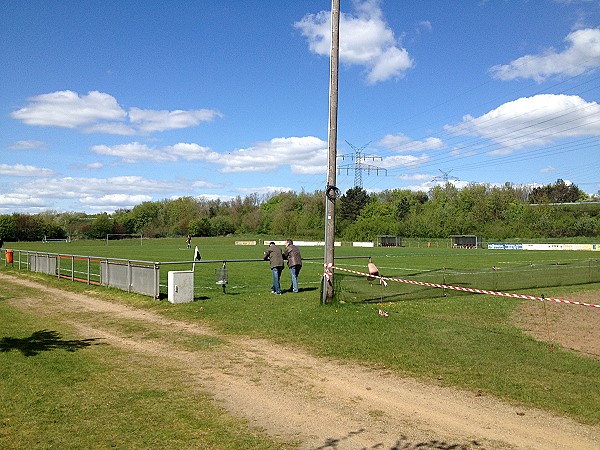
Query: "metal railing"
2 249 370 299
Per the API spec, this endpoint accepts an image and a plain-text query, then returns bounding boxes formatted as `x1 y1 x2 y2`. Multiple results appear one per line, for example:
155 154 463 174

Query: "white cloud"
416 20 432 34
195 193 236 202
397 173 432 181
11 90 126 128
450 147 478 158
8 140 47 150
91 136 326 174
295 0 413 84
166 143 221 161
85 162 104 170
12 176 183 200
84 122 136 135
218 136 327 173
378 133 411 148
11 90 222 135
234 186 293 196
402 178 470 193
0 164 55 177
378 133 444 152
192 180 223 189
365 46 412 84
79 194 152 207
91 142 166 163
408 137 444 152
129 108 223 133
445 94 600 151
0 193 46 208
1 174 215 212
379 154 430 169
540 166 556 173
90 142 219 163
489 28 600 82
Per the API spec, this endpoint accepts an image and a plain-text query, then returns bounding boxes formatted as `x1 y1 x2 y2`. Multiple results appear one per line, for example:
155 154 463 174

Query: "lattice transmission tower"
338 140 387 188
432 169 459 184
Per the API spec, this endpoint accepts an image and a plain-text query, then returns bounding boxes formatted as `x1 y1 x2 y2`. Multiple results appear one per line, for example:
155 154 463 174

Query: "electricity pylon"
432 169 459 184
338 140 387 188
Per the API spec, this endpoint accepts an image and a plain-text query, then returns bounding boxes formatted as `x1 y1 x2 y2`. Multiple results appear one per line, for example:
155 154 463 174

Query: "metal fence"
5 249 161 297
2 249 370 299
334 258 600 304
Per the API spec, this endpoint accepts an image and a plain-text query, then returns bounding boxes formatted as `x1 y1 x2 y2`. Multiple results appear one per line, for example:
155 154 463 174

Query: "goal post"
106 233 143 246
42 235 71 243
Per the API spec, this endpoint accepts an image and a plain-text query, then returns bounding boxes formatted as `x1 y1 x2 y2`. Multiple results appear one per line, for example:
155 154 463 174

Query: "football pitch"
4 236 600 303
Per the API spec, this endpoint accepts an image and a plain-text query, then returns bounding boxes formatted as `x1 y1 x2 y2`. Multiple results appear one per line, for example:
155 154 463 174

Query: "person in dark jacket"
283 239 302 293
263 242 284 295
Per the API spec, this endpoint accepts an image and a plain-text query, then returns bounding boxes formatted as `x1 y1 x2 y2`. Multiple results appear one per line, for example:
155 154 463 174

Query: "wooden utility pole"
322 0 340 304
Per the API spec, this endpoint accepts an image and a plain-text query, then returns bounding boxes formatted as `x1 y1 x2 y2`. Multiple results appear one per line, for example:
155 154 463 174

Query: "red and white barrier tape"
323 262 333 282
327 265 600 309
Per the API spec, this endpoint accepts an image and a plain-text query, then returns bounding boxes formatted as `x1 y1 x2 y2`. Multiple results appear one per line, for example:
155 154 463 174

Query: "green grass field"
2 237 600 448
5 237 600 299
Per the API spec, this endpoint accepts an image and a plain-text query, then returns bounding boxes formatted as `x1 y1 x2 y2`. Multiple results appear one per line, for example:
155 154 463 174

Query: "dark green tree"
12 214 46 241
338 187 370 223
188 217 211 237
130 201 161 235
0 215 17 241
529 179 586 203
210 215 235 236
87 213 113 239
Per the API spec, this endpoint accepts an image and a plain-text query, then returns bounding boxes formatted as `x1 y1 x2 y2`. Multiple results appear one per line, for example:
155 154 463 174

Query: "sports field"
4 237 600 300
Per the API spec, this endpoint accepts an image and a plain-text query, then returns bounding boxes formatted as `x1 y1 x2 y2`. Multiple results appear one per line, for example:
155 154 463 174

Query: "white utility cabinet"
167 270 194 304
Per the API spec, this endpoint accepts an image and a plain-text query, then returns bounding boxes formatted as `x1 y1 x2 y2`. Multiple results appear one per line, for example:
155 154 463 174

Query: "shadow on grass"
299 287 318 293
0 330 100 357
285 287 317 294
341 286 445 304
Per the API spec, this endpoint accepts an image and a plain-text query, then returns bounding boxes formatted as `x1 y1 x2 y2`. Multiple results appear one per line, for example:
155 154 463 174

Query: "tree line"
0 179 598 242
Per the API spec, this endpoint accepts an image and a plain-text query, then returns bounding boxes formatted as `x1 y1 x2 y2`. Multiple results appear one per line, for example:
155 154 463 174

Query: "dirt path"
2 273 599 450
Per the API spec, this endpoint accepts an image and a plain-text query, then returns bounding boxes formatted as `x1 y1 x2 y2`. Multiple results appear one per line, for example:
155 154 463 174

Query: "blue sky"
1 0 599 213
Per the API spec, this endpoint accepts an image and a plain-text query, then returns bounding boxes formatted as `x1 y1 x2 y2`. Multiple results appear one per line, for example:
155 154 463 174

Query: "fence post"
154 262 159 299
443 266 447 296
127 260 132 293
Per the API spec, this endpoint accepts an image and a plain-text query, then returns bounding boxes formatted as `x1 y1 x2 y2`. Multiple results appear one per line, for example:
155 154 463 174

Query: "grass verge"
0 281 293 450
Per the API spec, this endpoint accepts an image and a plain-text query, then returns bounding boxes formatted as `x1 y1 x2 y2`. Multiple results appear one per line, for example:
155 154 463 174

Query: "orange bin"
6 249 13 264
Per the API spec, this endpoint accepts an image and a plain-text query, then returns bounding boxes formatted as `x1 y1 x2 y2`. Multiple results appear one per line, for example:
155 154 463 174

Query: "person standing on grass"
283 239 302 293
263 241 284 295
186 235 192 248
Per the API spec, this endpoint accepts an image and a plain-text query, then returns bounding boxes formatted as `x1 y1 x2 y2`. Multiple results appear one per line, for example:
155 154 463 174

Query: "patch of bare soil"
513 291 600 359
2 273 599 450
